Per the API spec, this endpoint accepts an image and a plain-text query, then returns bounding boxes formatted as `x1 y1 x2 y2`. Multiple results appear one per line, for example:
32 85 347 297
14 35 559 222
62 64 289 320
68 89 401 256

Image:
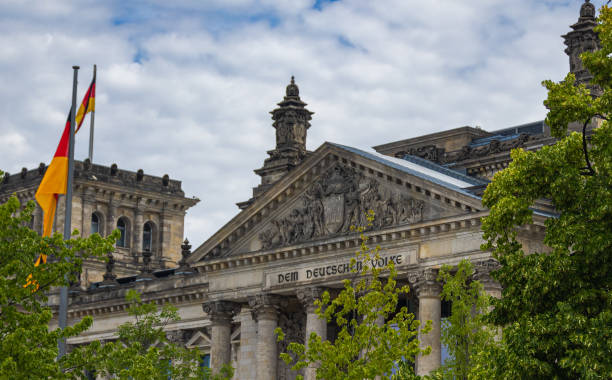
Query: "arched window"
91 213 99 234
143 222 153 252
117 217 128 247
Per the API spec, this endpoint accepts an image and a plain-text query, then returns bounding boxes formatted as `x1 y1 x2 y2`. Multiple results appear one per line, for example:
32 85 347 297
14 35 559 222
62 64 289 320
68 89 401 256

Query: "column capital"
473 259 502 293
296 287 325 313
248 294 282 321
409 268 442 298
203 300 239 324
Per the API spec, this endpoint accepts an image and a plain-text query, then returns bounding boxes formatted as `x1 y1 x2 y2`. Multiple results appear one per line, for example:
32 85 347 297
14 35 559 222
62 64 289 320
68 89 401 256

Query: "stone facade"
0 160 199 287
54 76 550 378
1 2 597 378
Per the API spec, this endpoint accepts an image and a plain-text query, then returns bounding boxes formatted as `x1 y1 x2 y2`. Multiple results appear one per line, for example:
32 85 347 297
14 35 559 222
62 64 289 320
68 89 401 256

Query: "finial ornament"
136 250 155 281
180 239 191 265
251 76 313 199
176 238 195 275
580 0 595 19
99 252 119 288
285 76 299 98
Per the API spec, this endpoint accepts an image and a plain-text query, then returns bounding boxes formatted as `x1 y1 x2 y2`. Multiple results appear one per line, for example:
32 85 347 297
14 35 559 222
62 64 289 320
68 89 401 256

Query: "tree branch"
581 117 596 176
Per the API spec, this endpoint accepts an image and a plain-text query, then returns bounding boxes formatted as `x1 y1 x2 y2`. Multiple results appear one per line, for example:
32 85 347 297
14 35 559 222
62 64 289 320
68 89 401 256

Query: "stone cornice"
67 282 208 319
192 210 548 273
193 211 489 271
373 126 490 155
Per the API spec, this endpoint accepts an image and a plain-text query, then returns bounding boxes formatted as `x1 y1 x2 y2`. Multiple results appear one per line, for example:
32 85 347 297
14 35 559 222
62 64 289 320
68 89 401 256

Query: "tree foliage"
429 260 496 380
480 5 612 379
0 178 230 379
277 211 428 380
66 289 232 380
0 186 116 379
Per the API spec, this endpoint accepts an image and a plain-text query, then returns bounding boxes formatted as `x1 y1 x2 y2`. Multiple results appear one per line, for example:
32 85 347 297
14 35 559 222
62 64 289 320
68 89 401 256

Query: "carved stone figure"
408 145 442 161
258 164 425 249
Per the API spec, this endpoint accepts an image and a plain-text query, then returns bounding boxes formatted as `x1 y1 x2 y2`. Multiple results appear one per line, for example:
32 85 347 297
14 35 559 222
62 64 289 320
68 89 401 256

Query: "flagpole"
58 65 79 359
88 64 96 162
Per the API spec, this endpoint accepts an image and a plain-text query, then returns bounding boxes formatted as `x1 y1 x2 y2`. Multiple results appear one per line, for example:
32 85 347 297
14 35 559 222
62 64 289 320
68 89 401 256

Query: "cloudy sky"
0 0 600 247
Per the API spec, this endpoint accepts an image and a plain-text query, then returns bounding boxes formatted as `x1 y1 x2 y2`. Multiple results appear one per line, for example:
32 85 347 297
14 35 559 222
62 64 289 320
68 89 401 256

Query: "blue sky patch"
313 0 340 11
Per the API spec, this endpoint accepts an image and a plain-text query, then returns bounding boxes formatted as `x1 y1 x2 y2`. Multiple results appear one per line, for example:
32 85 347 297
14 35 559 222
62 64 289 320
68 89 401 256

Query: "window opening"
117 218 126 247
143 222 152 252
91 213 99 234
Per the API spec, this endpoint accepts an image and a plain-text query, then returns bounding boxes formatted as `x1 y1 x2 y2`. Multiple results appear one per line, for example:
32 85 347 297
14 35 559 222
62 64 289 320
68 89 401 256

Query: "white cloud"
0 0 602 247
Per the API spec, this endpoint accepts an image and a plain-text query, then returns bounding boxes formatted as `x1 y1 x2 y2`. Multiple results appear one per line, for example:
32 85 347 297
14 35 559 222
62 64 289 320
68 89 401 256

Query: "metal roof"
331 143 483 200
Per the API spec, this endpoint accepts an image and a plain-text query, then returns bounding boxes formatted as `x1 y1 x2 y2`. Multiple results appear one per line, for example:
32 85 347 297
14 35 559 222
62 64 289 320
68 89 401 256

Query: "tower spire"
251 76 314 200
563 0 600 94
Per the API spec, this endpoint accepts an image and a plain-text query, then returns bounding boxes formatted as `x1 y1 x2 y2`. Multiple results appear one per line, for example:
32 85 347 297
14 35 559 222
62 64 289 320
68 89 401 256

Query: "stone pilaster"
238 306 257 380
81 188 96 237
202 301 238 375
473 259 502 299
134 203 144 256
107 194 117 236
410 268 442 376
159 202 171 262
297 287 327 380
33 204 43 236
249 294 281 380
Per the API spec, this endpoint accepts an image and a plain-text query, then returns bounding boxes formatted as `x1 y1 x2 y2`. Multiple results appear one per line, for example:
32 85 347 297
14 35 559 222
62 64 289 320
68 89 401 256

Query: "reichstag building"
0 1 598 378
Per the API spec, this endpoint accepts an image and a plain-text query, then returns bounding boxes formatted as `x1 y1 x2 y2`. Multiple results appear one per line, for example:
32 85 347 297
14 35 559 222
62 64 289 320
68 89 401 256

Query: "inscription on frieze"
259 165 425 249
265 247 417 289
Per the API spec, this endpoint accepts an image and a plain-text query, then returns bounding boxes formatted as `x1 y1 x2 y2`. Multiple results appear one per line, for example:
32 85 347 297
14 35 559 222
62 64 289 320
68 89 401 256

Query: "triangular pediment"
185 330 211 349
189 142 484 263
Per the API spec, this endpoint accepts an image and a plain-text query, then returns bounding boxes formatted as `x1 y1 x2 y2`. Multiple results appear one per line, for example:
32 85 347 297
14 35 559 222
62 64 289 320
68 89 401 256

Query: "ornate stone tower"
563 0 600 93
251 77 314 199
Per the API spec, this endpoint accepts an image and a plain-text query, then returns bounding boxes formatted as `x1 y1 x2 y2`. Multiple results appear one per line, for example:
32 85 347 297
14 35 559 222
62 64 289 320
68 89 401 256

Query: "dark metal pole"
58 65 79 359
88 64 96 162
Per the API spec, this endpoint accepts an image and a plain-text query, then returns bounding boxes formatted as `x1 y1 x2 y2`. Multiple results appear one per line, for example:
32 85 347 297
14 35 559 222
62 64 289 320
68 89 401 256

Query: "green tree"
480 5 612 378
0 186 116 379
66 289 233 380
277 211 428 380
428 260 496 380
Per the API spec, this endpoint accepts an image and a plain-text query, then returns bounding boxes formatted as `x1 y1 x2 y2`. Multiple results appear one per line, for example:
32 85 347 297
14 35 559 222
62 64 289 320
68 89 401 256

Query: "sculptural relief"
259 165 425 250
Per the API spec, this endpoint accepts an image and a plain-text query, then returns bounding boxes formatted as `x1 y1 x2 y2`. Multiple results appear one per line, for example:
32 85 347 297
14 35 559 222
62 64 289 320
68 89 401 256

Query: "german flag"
33 75 94 267
36 112 71 240
75 76 95 133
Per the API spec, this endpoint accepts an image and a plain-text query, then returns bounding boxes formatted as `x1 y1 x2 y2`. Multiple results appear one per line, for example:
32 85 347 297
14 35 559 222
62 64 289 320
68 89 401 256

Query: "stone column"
473 259 502 299
249 294 281 380
297 287 327 380
238 305 257 380
202 301 238 375
474 259 502 340
410 269 442 376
